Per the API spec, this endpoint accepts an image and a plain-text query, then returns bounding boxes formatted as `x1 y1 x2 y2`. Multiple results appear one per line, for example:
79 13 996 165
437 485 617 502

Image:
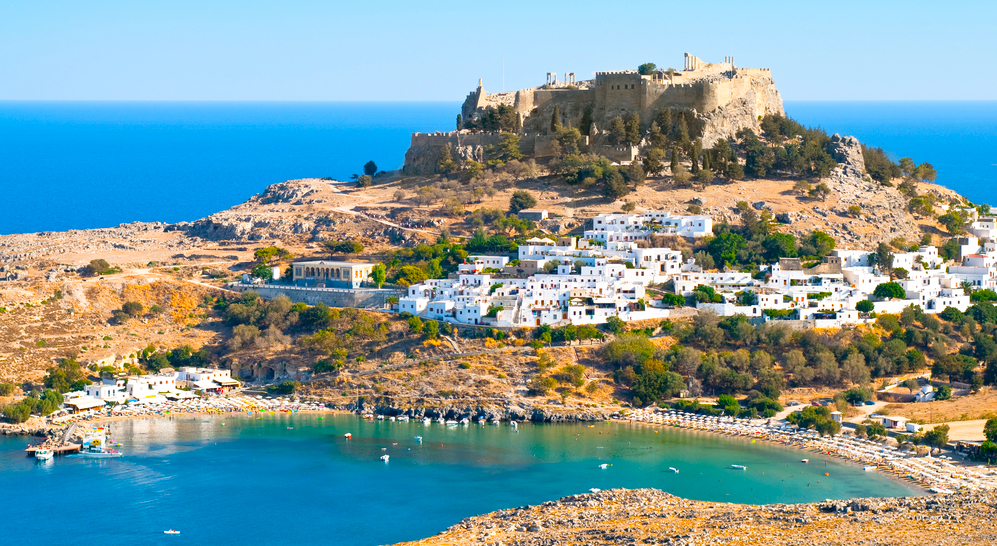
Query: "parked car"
864 400 876 406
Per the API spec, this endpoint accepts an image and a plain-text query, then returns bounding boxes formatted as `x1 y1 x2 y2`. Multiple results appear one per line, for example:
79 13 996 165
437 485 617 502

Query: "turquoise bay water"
1 101 995 234
0 415 919 545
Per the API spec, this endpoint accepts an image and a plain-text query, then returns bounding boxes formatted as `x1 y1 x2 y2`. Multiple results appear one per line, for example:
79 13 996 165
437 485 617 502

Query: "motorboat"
414 436 423 442
510 421 518 428
422 417 432 425
598 463 609 469
490 419 500 425
460 418 469 425
388 416 396 422
34 448 53 461
397 415 409 422
380 454 390 462
801 459 809 464
376 415 384 420
436 417 446 424
668 467 679 473
446 420 458 426
864 465 877 471
589 488 601 493
344 433 352 439
731 464 747 470
164 530 180 535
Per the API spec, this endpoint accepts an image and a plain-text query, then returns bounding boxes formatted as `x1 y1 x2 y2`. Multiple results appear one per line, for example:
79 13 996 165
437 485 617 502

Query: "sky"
2 0 996 102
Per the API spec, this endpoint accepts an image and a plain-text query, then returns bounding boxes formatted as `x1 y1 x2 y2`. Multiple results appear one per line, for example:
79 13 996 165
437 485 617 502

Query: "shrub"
267 381 301 395
856 300 875 313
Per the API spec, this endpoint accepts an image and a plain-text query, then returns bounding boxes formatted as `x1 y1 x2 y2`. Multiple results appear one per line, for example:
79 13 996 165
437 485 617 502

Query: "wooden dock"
25 442 81 456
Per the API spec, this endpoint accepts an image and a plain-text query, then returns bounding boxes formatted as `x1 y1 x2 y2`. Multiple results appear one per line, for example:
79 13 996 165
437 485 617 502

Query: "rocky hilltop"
397 488 997 546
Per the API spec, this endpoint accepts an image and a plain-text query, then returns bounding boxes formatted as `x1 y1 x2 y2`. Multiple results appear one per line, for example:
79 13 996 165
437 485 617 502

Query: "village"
384 208 997 330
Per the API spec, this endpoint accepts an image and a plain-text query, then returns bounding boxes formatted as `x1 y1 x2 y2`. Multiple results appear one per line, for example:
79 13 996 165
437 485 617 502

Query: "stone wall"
232 283 404 309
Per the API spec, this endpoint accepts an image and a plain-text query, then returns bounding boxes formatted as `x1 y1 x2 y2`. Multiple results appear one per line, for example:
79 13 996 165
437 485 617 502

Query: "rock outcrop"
828 133 866 178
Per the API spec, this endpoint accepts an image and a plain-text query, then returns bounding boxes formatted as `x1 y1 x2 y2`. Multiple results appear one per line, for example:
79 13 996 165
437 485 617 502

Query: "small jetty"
25 441 81 457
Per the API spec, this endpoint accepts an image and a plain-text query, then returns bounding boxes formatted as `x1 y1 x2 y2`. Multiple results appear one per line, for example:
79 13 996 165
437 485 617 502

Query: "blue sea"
0 100 995 234
0 415 919 546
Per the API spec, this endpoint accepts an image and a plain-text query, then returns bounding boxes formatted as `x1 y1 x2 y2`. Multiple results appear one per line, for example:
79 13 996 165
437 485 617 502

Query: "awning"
66 398 105 410
192 380 218 390
214 377 239 386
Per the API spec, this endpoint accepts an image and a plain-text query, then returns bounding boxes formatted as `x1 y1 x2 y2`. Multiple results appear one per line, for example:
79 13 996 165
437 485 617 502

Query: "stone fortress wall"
405 53 784 174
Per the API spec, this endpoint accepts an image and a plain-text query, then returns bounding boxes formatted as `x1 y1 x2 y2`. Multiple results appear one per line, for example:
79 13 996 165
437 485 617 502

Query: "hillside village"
389 207 997 331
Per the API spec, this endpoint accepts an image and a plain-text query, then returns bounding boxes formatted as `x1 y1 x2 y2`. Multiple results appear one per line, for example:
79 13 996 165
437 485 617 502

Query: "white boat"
344 433 352 439
589 488 601 493
446 420 458 426
731 464 747 470
397 415 409 422
436 417 446 424
801 459 809 464
34 448 53 461
422 417 432 424
460 418 469 425
510 421 518 427
414 436 423 442
380 454 389 462
388 416 396 422
376 415 384 420
598 463 609 469
668 467 679 473
490 419 500 426
164 530 180 535
864 465 877 471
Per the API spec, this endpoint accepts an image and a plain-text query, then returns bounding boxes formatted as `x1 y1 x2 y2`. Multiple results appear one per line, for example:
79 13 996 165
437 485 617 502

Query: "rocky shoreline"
352 397 615 424
396 488 997 545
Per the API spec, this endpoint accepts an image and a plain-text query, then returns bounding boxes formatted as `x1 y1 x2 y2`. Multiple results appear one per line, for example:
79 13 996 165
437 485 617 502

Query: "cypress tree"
702 152 711 172
690 153 699 174
670 146 679 172
456 114 462 131
550 106 562 133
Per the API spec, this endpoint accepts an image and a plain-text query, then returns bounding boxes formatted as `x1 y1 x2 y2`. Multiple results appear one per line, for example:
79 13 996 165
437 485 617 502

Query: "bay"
0 414 920 545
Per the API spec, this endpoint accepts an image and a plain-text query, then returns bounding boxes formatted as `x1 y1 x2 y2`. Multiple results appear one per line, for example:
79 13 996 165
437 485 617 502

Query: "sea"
0 415 920 545
1 100 996 235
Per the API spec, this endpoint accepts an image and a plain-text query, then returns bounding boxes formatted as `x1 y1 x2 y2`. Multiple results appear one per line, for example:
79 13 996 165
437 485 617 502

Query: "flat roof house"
517 209 548 221
292 261 376 289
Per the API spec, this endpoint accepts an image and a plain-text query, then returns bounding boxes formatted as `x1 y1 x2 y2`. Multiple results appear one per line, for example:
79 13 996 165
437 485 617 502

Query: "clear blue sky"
3 0 996 101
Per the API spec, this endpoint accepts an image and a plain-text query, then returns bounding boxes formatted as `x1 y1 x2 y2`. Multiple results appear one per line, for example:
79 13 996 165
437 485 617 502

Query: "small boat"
446 420 458 426
164 530 180 535
490 419 500 426
397 415 410 422
34 448 53 461
380 454 389 462
460 418 469 425
414 436 422 442
801 459 809 464
422 417 432 425
344 433 352 439
376 415 384 420
510 421 518 428
668 467 679 473
598 463 609 469
731 464 747 470
436 417 446 424
388 416 396 422
864 465 877 471
589 488 601 493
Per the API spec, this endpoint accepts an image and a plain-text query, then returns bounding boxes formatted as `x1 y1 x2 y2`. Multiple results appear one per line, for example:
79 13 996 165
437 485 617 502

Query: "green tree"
609 116 626 145
873 242 895 273
509 190 537 214
84 259 112 276
637 62 657 75
923 424 950 451
250 263 274 281
363 160 378 176
706 231 747 267
643 147 664 175
423 320 439 339
122 301 144 317
856 300 875 313
369 264 387 288
455 114 462 131
357 174 372 187
808 182 831 202
984 418 997 443
437 144 456 174
624 112 642 147
602 171 630 200
873 282 906 300
550 105 562 133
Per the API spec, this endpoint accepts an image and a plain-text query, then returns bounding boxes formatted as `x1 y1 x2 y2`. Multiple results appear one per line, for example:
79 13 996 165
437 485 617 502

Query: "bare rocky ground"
395 488 997 546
